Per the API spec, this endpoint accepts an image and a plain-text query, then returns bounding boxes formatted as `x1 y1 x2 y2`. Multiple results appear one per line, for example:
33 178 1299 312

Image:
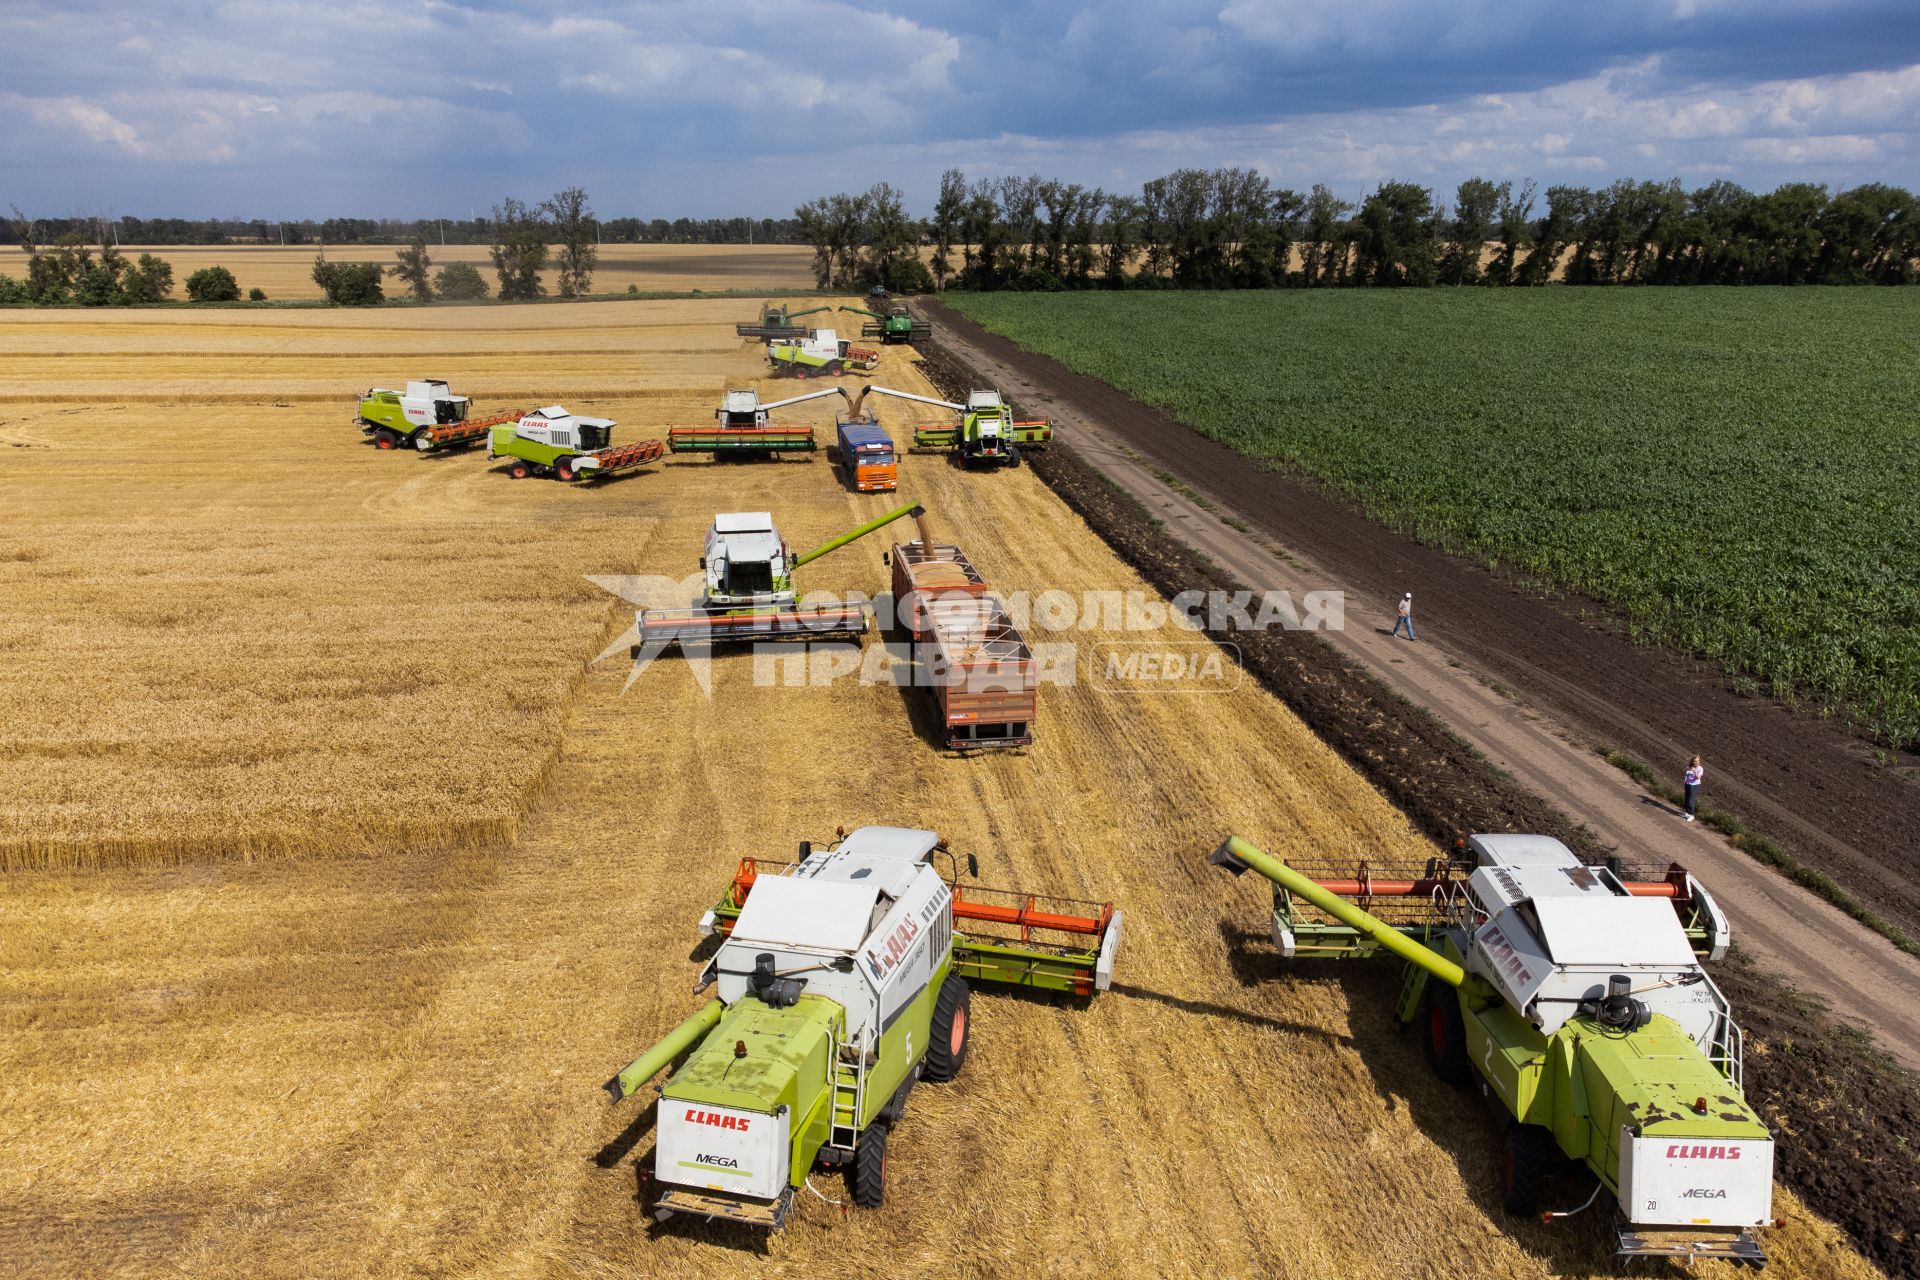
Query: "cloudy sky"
3 0 1917 219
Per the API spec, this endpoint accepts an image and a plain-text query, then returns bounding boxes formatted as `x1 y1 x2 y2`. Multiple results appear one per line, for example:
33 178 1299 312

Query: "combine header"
767 329 880 379
837 304 931 345
852 386 1049 468
355 379 516 452
487 407 665 481
1210 834 1774 1265
604 825 1121 1227
667 387 838 457
736 302 833 341
891 542 1036 749
635 501 934 648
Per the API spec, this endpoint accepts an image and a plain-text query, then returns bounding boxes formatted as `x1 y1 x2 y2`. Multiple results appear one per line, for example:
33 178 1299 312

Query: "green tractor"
736 303 834 341
604 825 1121 1227
1210 834 1776 1265
838 304 931 345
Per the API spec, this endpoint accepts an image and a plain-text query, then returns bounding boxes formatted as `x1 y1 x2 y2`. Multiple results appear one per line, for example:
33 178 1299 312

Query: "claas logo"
685 1108 750 1132
1665 1143 1742 1160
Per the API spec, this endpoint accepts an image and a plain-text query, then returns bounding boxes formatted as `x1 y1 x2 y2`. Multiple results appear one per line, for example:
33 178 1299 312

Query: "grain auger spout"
1209 833 1774 1266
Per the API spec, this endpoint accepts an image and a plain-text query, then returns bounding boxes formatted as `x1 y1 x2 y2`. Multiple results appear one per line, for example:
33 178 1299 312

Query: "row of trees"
0 225 261 305
796 169 1920 291
7 213 807 248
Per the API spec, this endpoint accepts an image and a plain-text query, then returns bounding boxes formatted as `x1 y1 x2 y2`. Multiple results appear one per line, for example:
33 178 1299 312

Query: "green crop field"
949 288 1920 749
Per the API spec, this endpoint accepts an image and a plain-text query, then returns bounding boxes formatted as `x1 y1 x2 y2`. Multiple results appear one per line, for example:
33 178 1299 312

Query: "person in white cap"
1391 592 1415 640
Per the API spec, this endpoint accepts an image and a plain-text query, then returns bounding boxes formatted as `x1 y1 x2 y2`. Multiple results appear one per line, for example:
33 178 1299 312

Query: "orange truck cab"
835 420 897 492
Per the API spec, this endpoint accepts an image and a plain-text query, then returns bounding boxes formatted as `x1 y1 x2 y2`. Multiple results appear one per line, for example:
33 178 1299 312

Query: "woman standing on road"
1682 755 1705 822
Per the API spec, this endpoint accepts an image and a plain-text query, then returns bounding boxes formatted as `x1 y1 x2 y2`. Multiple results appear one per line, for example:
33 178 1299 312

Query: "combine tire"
924 976 972 1082
1502 1124 1552 1217
374 429 399 450
508 460 531 480
826 360 843 378
852 1125 887 1208
1422 989 1471 1085
1007 445 1022 468
555 456 580 482
413 431 434 452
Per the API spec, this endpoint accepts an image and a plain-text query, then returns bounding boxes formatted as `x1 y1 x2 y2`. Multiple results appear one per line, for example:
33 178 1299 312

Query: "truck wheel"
1422 989 1471 1085
851 1124 887 1208
1502 1124 1552 1217
924 976 971 1082
374 429 399 450
508 461 531 479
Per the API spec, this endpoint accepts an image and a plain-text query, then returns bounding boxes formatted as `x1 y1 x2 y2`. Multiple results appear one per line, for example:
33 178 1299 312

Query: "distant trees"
488 197 548 301
434 261 489 301
796 168 1920 291
392 234 434 301
544 187 597 297
185 265 241 302
311 258 384 305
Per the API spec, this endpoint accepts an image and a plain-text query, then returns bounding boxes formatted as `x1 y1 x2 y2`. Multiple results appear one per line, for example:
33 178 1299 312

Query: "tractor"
849 386 1050 468
766 329 880 379
1209 834 1776 1265
604 825 1121 1228
837 304 931 345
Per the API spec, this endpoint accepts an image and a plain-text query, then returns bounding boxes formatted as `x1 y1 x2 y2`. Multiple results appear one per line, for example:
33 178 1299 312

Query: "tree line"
3 213 806 248
797 169 1920 291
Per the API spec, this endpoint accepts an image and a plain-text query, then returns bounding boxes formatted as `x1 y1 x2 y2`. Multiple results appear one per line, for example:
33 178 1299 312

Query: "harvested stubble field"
0 242 818 302
0 300 1881 1280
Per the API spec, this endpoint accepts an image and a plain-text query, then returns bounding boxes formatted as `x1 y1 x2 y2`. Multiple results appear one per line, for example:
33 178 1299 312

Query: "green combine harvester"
486 406 665 481
837 304 931 345
850 386 1050 468
1209 834 1777 1265
736 302 834 341
666 387 842 457
355 379 516 452
766 329 880 378
604 826 1121 1227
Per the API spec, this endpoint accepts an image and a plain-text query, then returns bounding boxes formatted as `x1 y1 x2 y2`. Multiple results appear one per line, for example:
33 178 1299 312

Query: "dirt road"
924 299 1920 1073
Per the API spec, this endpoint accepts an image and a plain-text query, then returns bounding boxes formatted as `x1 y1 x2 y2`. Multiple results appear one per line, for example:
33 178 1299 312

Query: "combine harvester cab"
837 304 932 346
355 379 516 453
487 407 665 482
736 302 833 341
766 329 880 379
667 388 838 458
634 501 937 650
604 825 1121 1228
855 385 1049 469
891 541 1036 750
1209 834 1772 1266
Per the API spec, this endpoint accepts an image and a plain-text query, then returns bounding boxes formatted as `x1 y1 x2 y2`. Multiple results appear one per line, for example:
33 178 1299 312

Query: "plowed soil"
0 299 1884 1280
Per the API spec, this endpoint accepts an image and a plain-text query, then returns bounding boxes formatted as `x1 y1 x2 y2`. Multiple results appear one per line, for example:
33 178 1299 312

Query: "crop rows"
951 288 1920 749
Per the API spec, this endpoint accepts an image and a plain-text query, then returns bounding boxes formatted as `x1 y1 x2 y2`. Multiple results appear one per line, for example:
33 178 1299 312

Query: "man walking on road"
1683 755 1705 822
1391 592 1416 640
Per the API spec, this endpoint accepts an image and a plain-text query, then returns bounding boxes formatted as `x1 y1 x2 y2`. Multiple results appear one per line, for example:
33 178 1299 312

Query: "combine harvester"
1209 834 1776 1265
634 501 934 648
736 302 833 341
766 329 880 379
603 825 1121 1227
852 386 1049 468
487 406 665 482
837 304 931 345
355 379 517 452
666 388 840 459
891 541 1036 749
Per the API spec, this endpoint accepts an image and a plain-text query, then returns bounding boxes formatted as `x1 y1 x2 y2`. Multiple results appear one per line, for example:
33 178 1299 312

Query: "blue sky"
3 0 1917 219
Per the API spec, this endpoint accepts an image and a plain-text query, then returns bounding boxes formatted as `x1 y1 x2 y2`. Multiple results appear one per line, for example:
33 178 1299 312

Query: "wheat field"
0 298 1881 1279
0 242 817 301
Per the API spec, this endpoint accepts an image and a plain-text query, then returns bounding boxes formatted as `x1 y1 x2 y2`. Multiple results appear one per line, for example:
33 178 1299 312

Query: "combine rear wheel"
508 461 531 479
1422 989 1470 1085
924 976 972 1082
1502 1124 1552 1216
852 1125 888 1208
